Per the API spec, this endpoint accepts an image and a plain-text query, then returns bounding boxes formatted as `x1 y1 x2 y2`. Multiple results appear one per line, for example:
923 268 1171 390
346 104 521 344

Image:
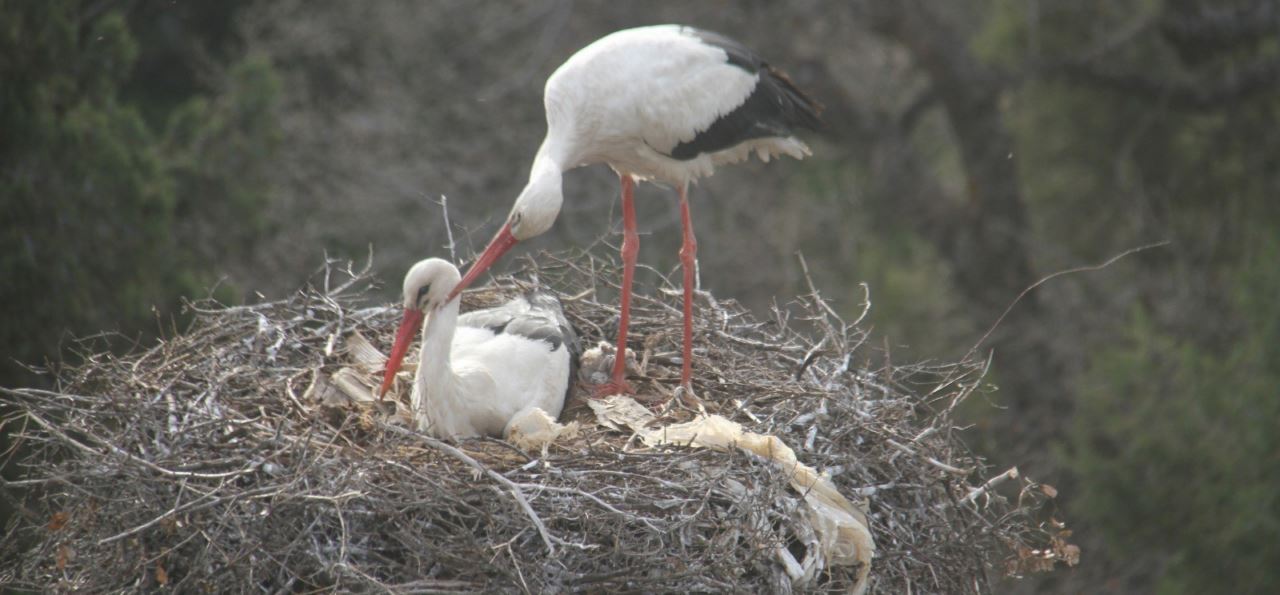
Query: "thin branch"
382 424 563 555
957 466 1019 507
964 241 1170 360
436 194 457 262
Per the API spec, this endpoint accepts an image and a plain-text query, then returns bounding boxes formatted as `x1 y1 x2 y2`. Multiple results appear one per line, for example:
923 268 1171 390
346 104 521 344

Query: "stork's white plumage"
380 259 575 439
450 24 820 399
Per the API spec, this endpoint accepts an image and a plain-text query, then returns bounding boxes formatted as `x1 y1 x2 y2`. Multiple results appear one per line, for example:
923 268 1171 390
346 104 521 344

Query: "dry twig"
1 249 1074 592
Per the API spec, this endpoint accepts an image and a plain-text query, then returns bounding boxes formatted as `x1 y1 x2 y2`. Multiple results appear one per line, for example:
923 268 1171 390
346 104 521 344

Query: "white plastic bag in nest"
596 400 875 595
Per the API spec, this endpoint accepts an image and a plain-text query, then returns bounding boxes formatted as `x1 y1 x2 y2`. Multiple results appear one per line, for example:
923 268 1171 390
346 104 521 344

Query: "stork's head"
401 258 461 312
380 258 461 398
508 162 563 241
448 158 563 301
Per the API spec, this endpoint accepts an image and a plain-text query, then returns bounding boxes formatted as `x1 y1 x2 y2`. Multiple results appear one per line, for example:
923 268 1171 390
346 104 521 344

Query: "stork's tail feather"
765 65 823 132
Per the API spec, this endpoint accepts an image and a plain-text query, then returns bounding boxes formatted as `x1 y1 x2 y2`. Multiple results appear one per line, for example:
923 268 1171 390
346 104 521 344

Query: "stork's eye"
416 283 431 305
511 212 522 226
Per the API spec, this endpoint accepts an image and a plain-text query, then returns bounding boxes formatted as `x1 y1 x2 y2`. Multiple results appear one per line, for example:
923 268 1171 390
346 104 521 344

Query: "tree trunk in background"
858 0 1071 460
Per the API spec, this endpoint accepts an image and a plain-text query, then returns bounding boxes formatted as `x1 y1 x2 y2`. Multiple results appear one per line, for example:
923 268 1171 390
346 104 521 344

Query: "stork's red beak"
448 223 518 302
379 308 425 399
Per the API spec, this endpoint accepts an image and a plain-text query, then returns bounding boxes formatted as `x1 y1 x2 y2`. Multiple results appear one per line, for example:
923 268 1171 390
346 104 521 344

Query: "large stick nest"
1 249 1076 592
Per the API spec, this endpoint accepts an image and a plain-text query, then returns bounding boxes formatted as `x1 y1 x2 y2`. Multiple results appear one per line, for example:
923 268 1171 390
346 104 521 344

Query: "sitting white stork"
380 258 576 439
446 24 820 400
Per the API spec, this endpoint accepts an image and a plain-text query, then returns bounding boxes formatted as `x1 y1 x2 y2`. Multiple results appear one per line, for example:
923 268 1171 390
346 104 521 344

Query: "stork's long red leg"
676 183 698 396
593 174 638 397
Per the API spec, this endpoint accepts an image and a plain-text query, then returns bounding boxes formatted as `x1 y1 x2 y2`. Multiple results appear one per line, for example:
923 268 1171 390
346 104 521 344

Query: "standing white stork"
448 24 821 399
380 258 576 439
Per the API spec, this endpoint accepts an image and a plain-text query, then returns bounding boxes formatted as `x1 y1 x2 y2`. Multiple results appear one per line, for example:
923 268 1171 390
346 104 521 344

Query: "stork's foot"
590 379 634 399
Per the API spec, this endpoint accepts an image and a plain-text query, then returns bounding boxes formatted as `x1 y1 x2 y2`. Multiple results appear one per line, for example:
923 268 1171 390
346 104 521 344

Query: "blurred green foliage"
974 1 1280 590
1071 245 1280 593
0 1 278 386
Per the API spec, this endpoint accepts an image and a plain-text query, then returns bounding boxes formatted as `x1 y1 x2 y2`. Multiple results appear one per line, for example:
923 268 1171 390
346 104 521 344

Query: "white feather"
400 259 571 439
540 24 810 186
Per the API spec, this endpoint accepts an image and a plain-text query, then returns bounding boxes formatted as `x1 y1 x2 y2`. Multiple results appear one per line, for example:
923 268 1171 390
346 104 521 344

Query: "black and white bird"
448 24 821 399
380 258 576 439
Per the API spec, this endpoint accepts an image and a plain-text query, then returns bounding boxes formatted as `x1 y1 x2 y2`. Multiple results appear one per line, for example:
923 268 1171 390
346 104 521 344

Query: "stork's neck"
411 299 466 434
530 138 568 180
508 142 569 241
528 153 561 191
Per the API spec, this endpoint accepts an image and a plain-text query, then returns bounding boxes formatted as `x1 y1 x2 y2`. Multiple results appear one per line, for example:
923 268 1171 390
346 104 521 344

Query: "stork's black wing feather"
669 27 822 160
458 292 577 357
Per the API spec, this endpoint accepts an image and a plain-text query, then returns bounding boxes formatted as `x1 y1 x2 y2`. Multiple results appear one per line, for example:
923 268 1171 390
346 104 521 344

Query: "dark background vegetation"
3 1 1277 592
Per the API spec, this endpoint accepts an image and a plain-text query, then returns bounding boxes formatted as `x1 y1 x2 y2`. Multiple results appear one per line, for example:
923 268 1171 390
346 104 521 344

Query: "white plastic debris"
592 398 875 594
343 330 388 372
586 394 657 432
505 407 580 451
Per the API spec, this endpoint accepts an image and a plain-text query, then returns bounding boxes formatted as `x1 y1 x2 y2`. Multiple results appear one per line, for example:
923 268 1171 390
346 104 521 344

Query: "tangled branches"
1 250 1075 592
